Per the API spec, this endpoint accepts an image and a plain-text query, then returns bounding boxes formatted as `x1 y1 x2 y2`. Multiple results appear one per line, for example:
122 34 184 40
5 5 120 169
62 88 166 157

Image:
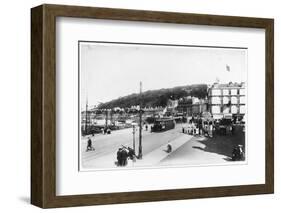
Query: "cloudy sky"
80 42 247 109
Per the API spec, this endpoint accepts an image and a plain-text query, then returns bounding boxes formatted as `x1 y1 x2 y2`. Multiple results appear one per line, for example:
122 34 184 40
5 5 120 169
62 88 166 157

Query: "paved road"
160 125 245 166
81 125 245 170
81 124 185 169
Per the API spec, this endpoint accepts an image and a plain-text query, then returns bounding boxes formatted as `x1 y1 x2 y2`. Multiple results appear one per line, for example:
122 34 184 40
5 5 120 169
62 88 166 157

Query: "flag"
215 77 220 83
226 64 230 72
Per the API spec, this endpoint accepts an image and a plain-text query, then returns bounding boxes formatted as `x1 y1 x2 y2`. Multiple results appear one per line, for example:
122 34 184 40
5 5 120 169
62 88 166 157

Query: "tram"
151 118 175 132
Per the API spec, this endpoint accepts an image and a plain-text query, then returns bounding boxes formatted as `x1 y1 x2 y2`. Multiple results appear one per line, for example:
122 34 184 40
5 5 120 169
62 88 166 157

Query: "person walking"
86 137 93 152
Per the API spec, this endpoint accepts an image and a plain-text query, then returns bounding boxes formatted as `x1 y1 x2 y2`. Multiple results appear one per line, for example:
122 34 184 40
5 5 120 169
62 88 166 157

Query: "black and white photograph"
79 41 247 171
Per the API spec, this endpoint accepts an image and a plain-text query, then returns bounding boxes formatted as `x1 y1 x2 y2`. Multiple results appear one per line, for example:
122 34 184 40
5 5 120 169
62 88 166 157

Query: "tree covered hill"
98 84 208 109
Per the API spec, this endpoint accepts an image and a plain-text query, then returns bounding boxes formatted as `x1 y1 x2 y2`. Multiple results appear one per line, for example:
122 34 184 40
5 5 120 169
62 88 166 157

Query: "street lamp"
138 81 143 159
132 124 136 152
85 99 88 135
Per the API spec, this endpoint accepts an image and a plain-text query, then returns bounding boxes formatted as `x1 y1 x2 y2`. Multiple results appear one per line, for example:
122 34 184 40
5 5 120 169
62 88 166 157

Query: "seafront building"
207 82 246 120
176 96 208 117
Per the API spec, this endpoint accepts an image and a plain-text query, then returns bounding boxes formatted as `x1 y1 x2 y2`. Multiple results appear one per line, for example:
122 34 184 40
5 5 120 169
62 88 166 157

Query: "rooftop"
210 82 245 89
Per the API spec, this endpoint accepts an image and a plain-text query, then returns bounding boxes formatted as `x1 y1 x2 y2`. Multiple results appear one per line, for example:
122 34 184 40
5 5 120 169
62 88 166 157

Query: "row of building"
82 82 246 127
172 82 246 120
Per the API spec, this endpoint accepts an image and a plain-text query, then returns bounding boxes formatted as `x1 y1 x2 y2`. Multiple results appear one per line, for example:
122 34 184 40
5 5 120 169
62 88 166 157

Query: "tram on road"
151 118 175 132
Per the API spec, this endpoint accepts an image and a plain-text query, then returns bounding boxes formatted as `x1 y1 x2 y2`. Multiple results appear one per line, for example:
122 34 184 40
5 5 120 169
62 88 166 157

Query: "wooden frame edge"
31 5 44 208
265 19 274 194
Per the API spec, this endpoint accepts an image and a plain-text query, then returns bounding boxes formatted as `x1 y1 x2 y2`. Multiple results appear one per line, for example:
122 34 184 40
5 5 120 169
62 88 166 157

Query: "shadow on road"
191 125 245 159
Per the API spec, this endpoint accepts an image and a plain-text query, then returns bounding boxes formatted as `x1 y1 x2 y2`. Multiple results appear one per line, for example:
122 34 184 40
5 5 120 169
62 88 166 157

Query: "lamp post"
85 99 88 135
132 125 136 152
105 109 108 129
138 81 143 159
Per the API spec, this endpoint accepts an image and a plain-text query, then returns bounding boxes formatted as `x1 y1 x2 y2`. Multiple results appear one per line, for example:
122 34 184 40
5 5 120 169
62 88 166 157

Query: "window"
223 89 229 96
223 97 229 104
231 97 237 104
240 105 246 114
231 89 237 95
240 96 246 104
212 89 221 96
222 106 230 113
240 89 246 95
211 97 221 104
231 106 238 113
211 106 220 113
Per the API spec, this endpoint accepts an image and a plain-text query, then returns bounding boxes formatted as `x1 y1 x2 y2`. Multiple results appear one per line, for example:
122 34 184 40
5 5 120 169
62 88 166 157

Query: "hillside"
98 84 208 109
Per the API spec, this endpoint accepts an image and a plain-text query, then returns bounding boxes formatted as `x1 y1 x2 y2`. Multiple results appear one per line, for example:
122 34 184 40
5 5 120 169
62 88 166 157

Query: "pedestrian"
231 125 235 135
145 124 148 131
86 137 93 152
198 119 202 135
191 122 194 135
127 146 136 160
232 145 244 161
209 122 213 138
116 148 122 166
166 144 172 153
121 148 128 166
194 124 198 135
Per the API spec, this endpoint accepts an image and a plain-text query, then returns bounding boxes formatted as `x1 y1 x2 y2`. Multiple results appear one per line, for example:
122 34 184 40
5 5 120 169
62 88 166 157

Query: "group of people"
87 136 138 166
116 146 136 166
184 121 214 138
101 127 111 135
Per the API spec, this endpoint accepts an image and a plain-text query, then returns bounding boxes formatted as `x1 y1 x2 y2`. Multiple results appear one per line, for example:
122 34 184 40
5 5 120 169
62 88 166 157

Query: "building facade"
177 96 208 117
208 82 246 120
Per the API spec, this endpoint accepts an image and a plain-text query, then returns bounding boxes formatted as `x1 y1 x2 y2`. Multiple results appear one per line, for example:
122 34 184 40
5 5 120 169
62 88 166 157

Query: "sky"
80 42 247 109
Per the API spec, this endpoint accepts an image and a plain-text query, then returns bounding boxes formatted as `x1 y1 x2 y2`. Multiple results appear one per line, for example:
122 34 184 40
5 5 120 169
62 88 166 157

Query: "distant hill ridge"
98 84 208 109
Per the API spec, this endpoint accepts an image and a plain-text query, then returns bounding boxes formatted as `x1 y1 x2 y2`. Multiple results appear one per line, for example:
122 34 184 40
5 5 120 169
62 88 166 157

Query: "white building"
208 82 246 120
